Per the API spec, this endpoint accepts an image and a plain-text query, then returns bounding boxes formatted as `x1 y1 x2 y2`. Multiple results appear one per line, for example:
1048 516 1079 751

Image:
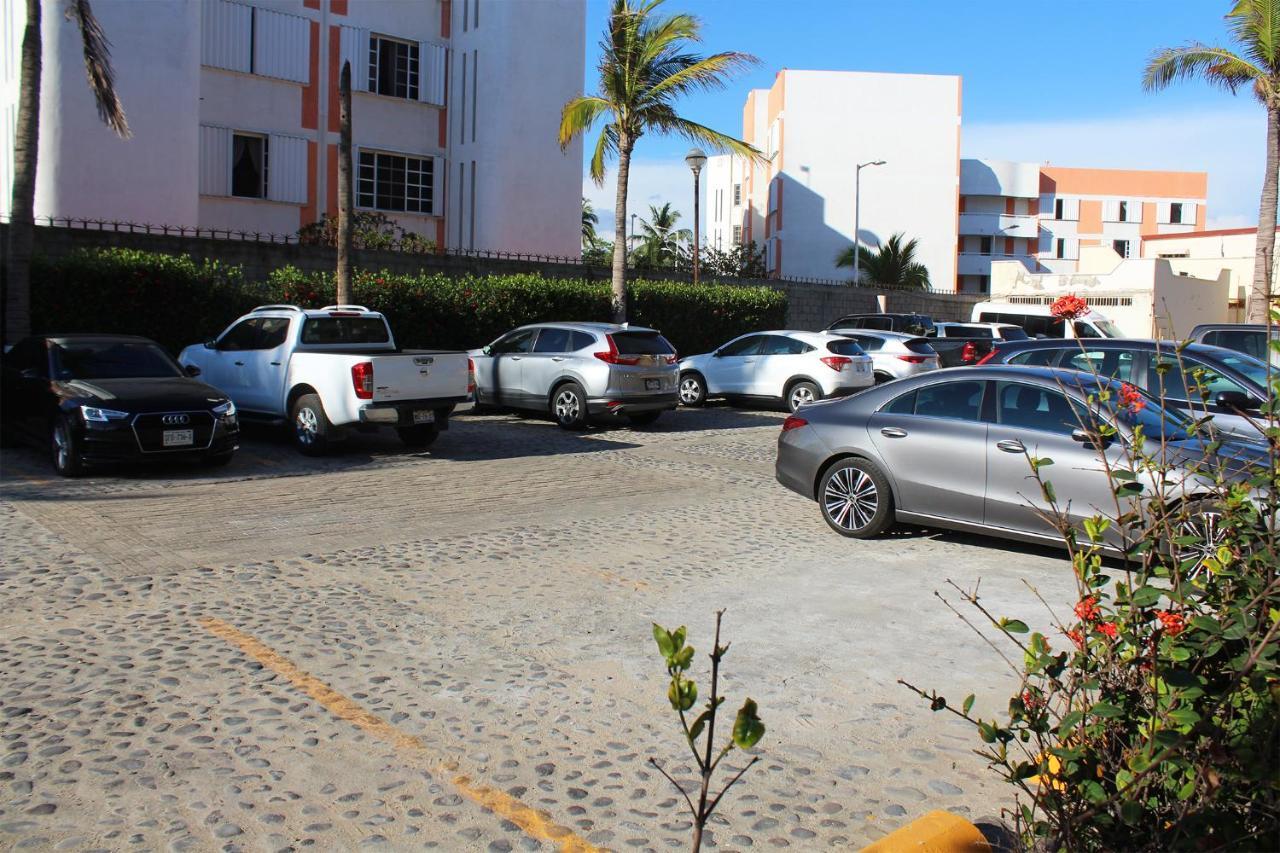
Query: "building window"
357 151 433 214
979 236 992 256
1169 202 1184 224
1117 200 1128 222
1055 238 1065 259
1113 239 1130 258
732 225 742 246
369 36 419 100
1054 198 1064 220
733 183 741 206
231 133 267 199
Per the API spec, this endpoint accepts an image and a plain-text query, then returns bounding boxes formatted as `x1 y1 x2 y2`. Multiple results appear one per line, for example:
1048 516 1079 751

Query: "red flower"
1074 596 1100 622
1156 610 1186 637
1097 622 1118 639
1050 294 1089 320
1119 383 1146 414
1066 629 1086 649
1021 690 1043 711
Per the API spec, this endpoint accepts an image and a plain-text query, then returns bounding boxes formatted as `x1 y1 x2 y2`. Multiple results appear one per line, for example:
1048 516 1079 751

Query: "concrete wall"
1142 229 1279 307
11 222 984 331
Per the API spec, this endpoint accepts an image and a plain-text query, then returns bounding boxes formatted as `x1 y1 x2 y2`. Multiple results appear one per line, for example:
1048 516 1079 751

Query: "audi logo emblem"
161 414 190 426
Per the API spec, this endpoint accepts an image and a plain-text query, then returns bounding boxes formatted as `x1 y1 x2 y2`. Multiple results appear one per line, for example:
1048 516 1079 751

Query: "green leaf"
1222 622 1246 641
978 722 997 744
1091 701 1125 718
732 698 765 749
1001 618 1030 634
1163 669 1199 689
688 707 713 741
671 626 687 653
1130 586 1162 607
671 645 695 672
652 623 675 658
962 694 975 715
668 677 698 712
1058 710 1084 733
1119 800 1142 824
1111 469 1136 481
1167 708 1200 727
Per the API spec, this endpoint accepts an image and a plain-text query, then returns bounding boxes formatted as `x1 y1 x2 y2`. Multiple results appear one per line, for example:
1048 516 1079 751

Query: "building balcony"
958 212 1038 238
958 252 1038 276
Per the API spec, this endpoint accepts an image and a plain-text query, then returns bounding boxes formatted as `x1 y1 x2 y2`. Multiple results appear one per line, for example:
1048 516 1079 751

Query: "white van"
970 302 1123 339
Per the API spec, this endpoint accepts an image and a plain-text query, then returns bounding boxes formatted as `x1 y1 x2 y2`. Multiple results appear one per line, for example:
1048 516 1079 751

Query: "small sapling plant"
649 610 765 852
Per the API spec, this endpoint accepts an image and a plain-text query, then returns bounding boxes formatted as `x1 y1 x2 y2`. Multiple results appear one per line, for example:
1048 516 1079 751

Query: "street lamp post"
852 159 886 286
685 147 708 284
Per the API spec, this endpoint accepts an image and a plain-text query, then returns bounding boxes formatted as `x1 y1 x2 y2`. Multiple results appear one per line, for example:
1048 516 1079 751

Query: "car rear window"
903 338 937 355
1001 327 1029 341
612 332 675 355
301 317 391 345
825 340 867 356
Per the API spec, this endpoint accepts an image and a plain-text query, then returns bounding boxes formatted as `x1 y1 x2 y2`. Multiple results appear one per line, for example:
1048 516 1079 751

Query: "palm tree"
1144 0 1279 323
5 0 129 344
835 233 932 290
631 202 691 269
582 197 599 250
558 0 761 322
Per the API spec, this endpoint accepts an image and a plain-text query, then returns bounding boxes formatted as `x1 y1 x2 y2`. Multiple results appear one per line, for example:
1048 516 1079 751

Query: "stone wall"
9 223 983 329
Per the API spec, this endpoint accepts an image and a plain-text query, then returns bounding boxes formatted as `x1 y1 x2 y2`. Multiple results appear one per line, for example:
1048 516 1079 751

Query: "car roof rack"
320 304 372 312
251 304 304 313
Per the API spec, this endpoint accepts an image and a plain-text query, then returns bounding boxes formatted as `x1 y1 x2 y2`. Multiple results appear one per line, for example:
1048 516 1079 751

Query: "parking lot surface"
0 406 1078 850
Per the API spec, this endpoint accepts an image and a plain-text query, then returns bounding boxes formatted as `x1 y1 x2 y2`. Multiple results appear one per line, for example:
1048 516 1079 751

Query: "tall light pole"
685 147 707 284
852 159 886 286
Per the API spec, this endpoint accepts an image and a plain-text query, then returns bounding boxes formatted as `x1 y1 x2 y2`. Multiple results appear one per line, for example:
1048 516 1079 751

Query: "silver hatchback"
469 322 680 429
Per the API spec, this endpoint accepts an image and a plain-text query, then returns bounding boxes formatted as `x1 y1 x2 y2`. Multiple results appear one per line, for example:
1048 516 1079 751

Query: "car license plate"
413 409 435 424
856 363 867 372
645 378 661 391
163 429 194 447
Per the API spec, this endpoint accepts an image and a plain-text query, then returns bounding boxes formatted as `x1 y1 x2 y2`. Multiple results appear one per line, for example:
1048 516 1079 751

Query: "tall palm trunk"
336 61 354 306
1248 102 1278 323
4 0 41 345
610 137 633 323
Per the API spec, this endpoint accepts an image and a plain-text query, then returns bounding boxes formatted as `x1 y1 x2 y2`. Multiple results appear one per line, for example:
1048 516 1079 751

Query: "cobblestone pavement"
0 405 1079 851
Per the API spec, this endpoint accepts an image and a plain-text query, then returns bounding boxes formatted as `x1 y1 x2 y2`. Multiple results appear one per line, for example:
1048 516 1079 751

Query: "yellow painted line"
199 617 600 852
861 809 990 853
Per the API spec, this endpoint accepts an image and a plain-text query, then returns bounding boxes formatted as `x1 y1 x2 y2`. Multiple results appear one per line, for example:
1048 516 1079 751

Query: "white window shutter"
1066 238 1080 260
199 125 232 197
1157 202 1171 224
202 0 252 73
419 42 447 106
339 26 371 91
1065 198 1080 220
267 134 308 204
1127 199 1140 223
1182 202 1197 225
253 8 309 84
1102 200 1116 221
432 156 445 216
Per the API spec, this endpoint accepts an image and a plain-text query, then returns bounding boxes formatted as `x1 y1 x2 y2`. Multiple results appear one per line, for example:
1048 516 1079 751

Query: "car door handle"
880 427 907 438
510 356 522 361
996 439 1025 453
233 361 245 367
551 356 565 362
270 361 282 366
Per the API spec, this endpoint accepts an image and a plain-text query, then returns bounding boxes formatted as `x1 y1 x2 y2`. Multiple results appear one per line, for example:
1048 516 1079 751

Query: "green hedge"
31 249 787 357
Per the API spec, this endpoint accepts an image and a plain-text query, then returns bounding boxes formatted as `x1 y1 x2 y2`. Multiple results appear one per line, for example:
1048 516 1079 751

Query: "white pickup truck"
179 305 469 454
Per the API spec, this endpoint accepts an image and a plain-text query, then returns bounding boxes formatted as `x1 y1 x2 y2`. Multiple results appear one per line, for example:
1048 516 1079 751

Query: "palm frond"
1142 44 1266 94
559 96 612 148
1228 0 1280 71
646 113 764 163
66 0 129 137
642 51 760 104
588 123 619 185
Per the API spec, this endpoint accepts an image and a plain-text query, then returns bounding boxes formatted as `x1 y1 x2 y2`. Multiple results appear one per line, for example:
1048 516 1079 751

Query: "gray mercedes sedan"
775 365 1270 552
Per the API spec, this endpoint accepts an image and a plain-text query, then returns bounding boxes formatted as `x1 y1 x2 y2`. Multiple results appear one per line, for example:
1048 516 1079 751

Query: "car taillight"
351 361 373 399
975 348 998 365
594 334 642 366
897 354 929 364
467 357 476 395
782 415 808 432
820 356 852 372
664 353 678 365
960 341 978 363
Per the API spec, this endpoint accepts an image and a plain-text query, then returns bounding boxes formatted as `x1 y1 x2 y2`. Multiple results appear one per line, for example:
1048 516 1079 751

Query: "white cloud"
962 106 1267 228
583 159 702 241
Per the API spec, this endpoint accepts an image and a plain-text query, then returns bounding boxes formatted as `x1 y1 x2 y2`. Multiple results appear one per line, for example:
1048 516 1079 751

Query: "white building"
1141 227 1279 318
706 69 962 287
0 0 584 256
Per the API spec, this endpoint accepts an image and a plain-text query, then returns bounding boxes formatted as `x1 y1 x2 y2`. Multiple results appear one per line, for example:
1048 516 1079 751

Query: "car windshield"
1216 352 1274 391
300 317 390 345
1069 379 1198 442
1094 319 1124 338
51 341 182 380
1001 327 1030 341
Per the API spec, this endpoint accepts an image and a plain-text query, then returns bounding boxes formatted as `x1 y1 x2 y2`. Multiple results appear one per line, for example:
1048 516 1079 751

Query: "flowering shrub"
903 334 1280 851
1050 294 1089 320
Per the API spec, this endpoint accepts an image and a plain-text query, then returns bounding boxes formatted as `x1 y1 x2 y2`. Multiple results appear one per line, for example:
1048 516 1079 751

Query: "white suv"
678 331 874 412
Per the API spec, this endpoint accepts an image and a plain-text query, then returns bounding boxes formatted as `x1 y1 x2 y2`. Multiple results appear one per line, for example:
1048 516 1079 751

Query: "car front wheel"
678 373 707 407
51 415 84 477
818 457 893 538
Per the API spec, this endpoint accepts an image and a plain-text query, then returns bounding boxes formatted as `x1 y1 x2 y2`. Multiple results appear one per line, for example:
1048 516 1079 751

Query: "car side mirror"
204 339 217 350
19 367 39 380
1213 390 1258 410
184 364 202 377
712 350 723 358
1071 428 1112 449
482 345 492 356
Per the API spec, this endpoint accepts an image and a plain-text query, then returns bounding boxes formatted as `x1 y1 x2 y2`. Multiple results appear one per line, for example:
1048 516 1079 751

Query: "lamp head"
685 147 708 172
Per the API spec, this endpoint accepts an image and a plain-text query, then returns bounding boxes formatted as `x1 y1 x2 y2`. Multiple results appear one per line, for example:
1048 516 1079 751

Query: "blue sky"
580 0 1268 236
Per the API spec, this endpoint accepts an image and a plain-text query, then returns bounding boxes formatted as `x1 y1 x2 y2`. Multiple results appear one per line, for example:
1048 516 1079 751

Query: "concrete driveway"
0 405 1078 850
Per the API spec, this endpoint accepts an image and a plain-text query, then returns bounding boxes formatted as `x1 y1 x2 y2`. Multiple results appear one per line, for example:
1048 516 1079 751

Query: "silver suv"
826 328 941 383
469 322 679 429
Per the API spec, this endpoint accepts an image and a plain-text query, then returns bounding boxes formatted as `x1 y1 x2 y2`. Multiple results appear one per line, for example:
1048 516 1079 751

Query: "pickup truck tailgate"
371 351 468 403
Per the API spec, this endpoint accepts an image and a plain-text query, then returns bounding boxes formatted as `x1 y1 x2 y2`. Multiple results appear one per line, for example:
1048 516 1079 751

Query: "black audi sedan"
1 334 240 476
